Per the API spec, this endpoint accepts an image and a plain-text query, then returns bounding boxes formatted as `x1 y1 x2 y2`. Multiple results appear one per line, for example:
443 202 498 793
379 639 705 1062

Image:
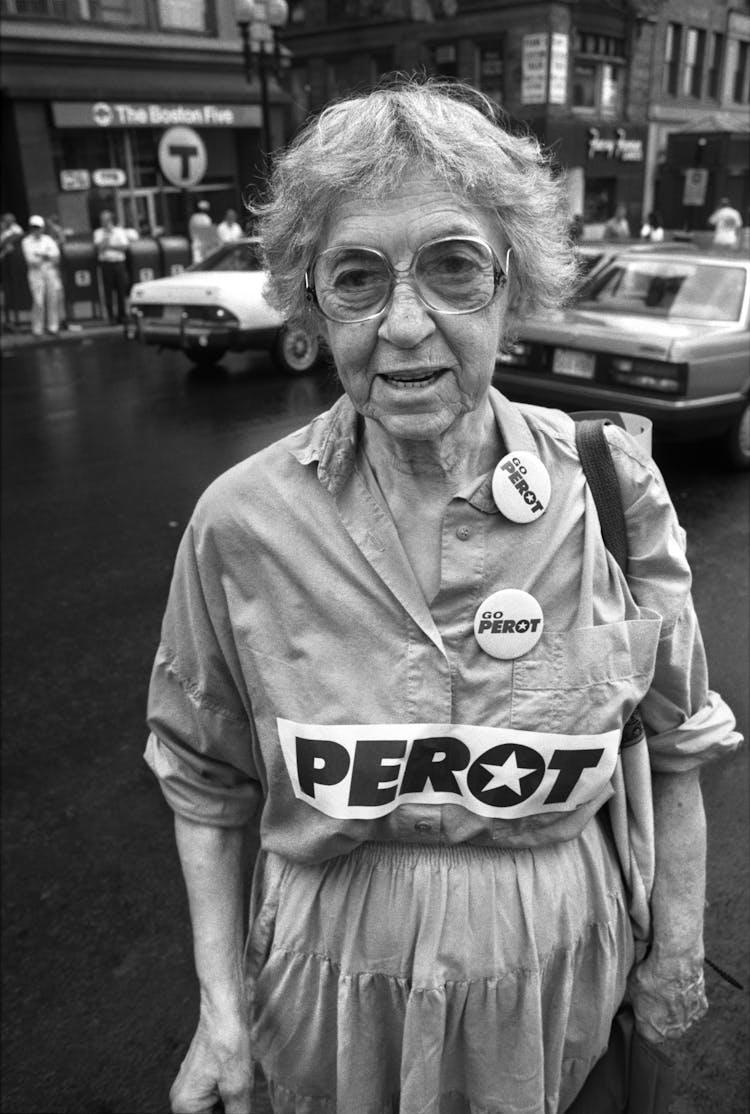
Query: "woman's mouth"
379 368 446 389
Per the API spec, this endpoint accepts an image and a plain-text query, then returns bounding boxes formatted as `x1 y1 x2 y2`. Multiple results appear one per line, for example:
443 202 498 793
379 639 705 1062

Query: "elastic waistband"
330 840 522 868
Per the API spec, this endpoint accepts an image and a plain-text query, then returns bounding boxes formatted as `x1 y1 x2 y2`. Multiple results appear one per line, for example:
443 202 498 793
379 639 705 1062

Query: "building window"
430 42 458 78
157 0 208 32
732 39 750 103
664 22 682 96
571 32 624 116
707 33 724 99
477 40 504 105
683 28 706 97
0 0 67 14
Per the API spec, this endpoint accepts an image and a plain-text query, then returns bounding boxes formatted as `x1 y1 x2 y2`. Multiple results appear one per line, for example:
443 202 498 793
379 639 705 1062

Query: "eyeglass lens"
312 237 500 322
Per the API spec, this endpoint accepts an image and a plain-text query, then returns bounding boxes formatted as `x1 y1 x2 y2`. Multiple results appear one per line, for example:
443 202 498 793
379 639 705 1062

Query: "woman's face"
315 172 510 444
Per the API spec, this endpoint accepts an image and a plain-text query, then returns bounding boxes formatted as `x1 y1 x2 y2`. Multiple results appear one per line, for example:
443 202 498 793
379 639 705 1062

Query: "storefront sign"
60 169 91 191
92 168 127 188
158 126 207 188
52 101 263 129
587 127 643 162
522 34 548 105
549 33 568 105
683 168 709 206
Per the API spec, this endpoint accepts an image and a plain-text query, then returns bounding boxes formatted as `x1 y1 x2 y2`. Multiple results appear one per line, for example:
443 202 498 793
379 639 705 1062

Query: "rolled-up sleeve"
144 515 262 828
608 427 742 773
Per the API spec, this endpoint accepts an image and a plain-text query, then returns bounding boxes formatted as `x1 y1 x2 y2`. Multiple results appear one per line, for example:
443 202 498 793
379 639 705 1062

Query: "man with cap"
21 216 63 336
188 199 219 264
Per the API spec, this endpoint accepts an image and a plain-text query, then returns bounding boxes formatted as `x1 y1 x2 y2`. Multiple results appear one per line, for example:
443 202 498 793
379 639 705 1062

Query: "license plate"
552 348 596 379
161 305 183 324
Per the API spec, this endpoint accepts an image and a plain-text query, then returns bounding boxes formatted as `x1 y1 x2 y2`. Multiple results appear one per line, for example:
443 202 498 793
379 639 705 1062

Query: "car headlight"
609 357 687 395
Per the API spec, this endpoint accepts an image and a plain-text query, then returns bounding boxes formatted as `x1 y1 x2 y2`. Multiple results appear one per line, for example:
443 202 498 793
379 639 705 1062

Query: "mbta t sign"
157 126 207 188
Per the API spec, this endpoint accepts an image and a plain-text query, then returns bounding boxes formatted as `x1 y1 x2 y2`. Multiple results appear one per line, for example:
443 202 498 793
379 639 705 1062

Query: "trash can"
158 236 191 276
60 240 103 321
126 238 163 286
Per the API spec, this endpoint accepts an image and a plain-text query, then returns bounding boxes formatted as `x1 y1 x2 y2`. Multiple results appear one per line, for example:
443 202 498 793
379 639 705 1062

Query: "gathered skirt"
245 819 634 1114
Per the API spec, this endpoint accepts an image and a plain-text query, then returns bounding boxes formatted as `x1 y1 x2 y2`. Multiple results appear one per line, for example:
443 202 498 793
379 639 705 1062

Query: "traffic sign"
157 126 207 188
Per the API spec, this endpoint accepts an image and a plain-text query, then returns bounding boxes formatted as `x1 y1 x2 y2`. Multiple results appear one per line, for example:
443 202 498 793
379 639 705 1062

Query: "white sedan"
128 238 320 375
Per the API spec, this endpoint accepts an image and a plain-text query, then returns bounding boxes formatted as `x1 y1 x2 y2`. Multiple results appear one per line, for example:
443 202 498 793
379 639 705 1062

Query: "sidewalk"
1 319 125 352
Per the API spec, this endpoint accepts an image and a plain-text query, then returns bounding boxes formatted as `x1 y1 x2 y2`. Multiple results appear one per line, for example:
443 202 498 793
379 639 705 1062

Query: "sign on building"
683 168 709 206
60 169 91 191
549 33 569 104
522 34 548 105
92 168 127 188
157 126 207 188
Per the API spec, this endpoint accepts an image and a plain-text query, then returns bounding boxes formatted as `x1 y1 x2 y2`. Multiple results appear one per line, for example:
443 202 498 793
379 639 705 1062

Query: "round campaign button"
474 589 544 659
492 451 551 524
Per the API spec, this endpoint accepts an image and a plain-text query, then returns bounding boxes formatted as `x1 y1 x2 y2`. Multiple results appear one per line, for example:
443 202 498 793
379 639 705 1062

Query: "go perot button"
414 820 433 833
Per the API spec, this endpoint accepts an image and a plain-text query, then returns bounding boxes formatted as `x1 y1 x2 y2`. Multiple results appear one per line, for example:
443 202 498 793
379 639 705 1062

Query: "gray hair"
251 79 577 332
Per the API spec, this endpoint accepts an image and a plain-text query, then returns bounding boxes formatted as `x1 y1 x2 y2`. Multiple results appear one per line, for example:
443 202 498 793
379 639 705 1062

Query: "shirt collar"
287 386 540 507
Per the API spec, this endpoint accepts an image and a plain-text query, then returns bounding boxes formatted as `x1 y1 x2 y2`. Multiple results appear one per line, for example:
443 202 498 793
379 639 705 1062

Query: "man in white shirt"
21 216 62 336
708 198 743 247
94 209 132 323
188 200 219 264
217 208 244 245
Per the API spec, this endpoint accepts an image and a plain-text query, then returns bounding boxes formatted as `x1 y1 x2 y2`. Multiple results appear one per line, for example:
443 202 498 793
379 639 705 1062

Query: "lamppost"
235 0 289 164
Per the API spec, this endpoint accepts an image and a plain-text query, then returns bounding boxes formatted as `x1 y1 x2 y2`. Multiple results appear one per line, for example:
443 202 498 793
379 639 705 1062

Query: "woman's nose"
377 280 436 347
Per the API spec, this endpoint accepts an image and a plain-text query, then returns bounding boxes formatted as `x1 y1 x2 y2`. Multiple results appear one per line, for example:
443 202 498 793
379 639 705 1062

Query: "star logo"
479 750 539 797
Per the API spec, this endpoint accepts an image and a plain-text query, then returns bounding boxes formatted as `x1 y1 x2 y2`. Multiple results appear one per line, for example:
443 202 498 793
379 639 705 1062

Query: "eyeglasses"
306 236 510 324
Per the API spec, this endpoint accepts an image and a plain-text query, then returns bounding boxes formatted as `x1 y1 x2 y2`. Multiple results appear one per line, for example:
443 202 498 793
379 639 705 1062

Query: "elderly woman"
145 81 740 1114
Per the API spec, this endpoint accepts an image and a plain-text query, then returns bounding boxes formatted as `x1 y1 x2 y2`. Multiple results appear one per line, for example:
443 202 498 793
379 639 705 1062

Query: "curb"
1 323 126 352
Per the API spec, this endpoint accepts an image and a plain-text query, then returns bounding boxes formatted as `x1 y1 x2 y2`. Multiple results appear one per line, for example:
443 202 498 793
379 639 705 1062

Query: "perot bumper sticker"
277 719 620 820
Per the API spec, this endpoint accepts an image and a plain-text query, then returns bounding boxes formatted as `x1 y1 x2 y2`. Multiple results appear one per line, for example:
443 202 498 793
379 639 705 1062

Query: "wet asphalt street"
1 335 748 1114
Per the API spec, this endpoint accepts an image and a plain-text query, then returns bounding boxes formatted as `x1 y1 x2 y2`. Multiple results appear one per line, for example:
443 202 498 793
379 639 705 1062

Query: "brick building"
0 1 288 237
280 0 750 233
1 0 747 238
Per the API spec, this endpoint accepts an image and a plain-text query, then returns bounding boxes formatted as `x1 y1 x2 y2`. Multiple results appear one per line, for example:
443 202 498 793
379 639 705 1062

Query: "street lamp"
235 0 289 164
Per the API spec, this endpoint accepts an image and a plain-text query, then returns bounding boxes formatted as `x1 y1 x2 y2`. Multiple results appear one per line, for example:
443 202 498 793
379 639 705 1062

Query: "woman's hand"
629 768 709 1043
628 941 707 1043
170 1003 253 1114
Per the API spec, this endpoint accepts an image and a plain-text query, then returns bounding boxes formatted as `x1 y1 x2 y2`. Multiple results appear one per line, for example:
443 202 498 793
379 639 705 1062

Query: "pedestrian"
217 207 244 244
145 79 741 1114
1 212 25 330
640 210 665 243
93 210 130 324
188 199 218 264
708 197 743 247
1 211 24 261
603 203 631 241
21 215 63 336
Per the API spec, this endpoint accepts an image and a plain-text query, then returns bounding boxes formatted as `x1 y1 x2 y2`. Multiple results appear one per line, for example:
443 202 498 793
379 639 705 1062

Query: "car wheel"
726 399 750 470
273 325 319 376
186 347 227 368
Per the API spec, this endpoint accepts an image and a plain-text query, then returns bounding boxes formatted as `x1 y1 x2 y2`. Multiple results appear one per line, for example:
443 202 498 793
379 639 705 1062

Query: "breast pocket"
510 617 662 735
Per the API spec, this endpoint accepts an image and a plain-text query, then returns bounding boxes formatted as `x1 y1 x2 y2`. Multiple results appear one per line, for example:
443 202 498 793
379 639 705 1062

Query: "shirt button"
456 525 472 541
414 821 433 833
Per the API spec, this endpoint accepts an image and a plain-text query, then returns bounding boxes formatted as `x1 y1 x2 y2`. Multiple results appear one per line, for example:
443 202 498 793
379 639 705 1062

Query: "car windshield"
577 258 747 322
188 241 263 273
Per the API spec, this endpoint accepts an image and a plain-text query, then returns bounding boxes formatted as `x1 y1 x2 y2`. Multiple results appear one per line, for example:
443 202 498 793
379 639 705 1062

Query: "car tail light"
609 357 687 395
497 341 533 367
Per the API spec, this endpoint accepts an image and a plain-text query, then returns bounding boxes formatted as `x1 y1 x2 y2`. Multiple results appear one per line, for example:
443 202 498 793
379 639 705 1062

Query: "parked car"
128 238 320 375
496 248 750 468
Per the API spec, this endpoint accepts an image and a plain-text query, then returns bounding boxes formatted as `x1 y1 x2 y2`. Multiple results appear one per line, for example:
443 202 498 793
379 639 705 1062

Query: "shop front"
49 100 264 239
539 120 647 233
